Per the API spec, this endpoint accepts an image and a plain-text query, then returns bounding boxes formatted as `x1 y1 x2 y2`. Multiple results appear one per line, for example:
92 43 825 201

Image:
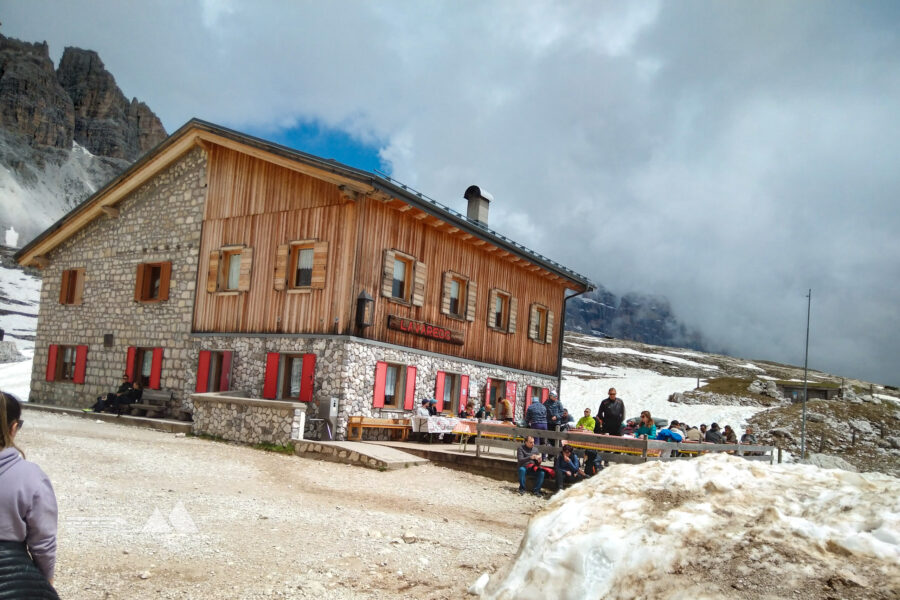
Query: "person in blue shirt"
525 398 548 446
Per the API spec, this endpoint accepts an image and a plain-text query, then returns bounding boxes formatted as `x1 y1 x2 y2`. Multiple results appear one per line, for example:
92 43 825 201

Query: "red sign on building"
387 315 464 345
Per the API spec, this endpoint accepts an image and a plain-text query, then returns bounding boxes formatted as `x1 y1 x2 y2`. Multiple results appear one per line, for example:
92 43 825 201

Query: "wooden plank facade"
194 143 578 375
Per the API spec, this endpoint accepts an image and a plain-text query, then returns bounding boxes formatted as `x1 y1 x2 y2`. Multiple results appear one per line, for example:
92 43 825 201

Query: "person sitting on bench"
516 436 546 496
115 381 142 415
554 445 586 491
86 374 132 413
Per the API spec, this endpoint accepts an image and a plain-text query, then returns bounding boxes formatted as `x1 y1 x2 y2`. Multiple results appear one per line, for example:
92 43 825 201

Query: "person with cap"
416 399 431 418
544 390 563 431
705 422 725 444
427 398 438 416
595 388 625 436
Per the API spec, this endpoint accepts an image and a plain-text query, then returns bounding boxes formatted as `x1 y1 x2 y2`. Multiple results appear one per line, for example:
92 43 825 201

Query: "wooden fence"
474 423 778 465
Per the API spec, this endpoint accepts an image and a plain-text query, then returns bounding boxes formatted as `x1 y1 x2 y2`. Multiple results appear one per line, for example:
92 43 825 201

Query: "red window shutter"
196 351 211 393
434 371 446 412
73 345 88 384
525 385 533 411
460 375 469 413
219 351 233 392
373 361 387 408
505 381 517 415
484 377 492 408
541 388 550 403
149 347 163 389
125 347 136 382
263 352 280 399
403 365 417 410
299 353 316 402
46 344 58 381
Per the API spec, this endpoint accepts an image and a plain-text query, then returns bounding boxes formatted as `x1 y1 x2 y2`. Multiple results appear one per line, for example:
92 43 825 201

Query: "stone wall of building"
192 392 305 446
29 148 207 408
185 334 556 441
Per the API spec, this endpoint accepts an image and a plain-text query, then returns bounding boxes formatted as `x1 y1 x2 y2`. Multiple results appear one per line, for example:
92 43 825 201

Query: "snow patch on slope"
481 454 900 600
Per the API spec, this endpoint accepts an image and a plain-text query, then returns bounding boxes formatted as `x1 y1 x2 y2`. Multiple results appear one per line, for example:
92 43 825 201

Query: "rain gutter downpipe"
557 287 593 394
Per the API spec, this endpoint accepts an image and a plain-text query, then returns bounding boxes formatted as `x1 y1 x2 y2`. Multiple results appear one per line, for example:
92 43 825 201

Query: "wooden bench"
128 389 173 418
170 407 193 422
347 416 410 441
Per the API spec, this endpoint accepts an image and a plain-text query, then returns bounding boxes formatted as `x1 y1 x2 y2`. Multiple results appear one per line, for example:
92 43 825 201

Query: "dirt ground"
18 410 541 599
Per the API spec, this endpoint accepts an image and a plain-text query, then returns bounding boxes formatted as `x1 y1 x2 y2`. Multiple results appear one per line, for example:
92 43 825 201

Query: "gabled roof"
15 118 593 291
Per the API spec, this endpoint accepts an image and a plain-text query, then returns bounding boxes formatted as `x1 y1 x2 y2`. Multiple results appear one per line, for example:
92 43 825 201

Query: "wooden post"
851 430 857 446
818 434 825 453
475 424 482 458
641 437 648 462
696 376 700 390
777 447 782 464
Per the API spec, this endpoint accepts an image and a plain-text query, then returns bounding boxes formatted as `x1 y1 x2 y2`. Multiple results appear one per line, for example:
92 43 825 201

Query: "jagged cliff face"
56 47 166 160
565 285 707 351
0 36 74 149
0 33 167 244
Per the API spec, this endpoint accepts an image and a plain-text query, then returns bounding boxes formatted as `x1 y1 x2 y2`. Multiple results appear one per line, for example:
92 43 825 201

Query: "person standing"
0 391 60 599
525 396 548 447
595 388 625 436
496 395 514 422
544 391 563 431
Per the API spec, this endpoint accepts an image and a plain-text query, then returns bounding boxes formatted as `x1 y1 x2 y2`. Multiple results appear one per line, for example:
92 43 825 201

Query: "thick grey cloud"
3 1 898 384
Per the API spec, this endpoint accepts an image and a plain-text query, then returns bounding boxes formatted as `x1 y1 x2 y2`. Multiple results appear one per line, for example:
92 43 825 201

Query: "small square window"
59 268 84 305
136 262 171 302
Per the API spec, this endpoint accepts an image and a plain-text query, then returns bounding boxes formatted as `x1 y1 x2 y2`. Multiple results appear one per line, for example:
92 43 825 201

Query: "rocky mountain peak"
0 33 166 161
0 34 74 148
56 45 166 160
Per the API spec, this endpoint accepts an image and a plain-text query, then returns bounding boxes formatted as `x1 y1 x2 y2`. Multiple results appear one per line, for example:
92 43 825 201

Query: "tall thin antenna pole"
801 289 811 460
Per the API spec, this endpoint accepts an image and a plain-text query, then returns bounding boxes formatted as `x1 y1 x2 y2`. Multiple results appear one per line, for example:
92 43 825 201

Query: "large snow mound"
482 454 900 600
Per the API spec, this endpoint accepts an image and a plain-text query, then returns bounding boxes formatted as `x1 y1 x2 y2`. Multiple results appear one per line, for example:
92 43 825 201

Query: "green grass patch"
251 442 296 455
698 377 755 395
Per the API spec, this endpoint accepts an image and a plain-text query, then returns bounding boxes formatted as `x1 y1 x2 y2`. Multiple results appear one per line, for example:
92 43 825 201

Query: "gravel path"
19 410 541 599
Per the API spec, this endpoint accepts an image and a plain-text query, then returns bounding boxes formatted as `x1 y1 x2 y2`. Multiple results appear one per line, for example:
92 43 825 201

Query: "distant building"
16 120 592 442
779 383 840 401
